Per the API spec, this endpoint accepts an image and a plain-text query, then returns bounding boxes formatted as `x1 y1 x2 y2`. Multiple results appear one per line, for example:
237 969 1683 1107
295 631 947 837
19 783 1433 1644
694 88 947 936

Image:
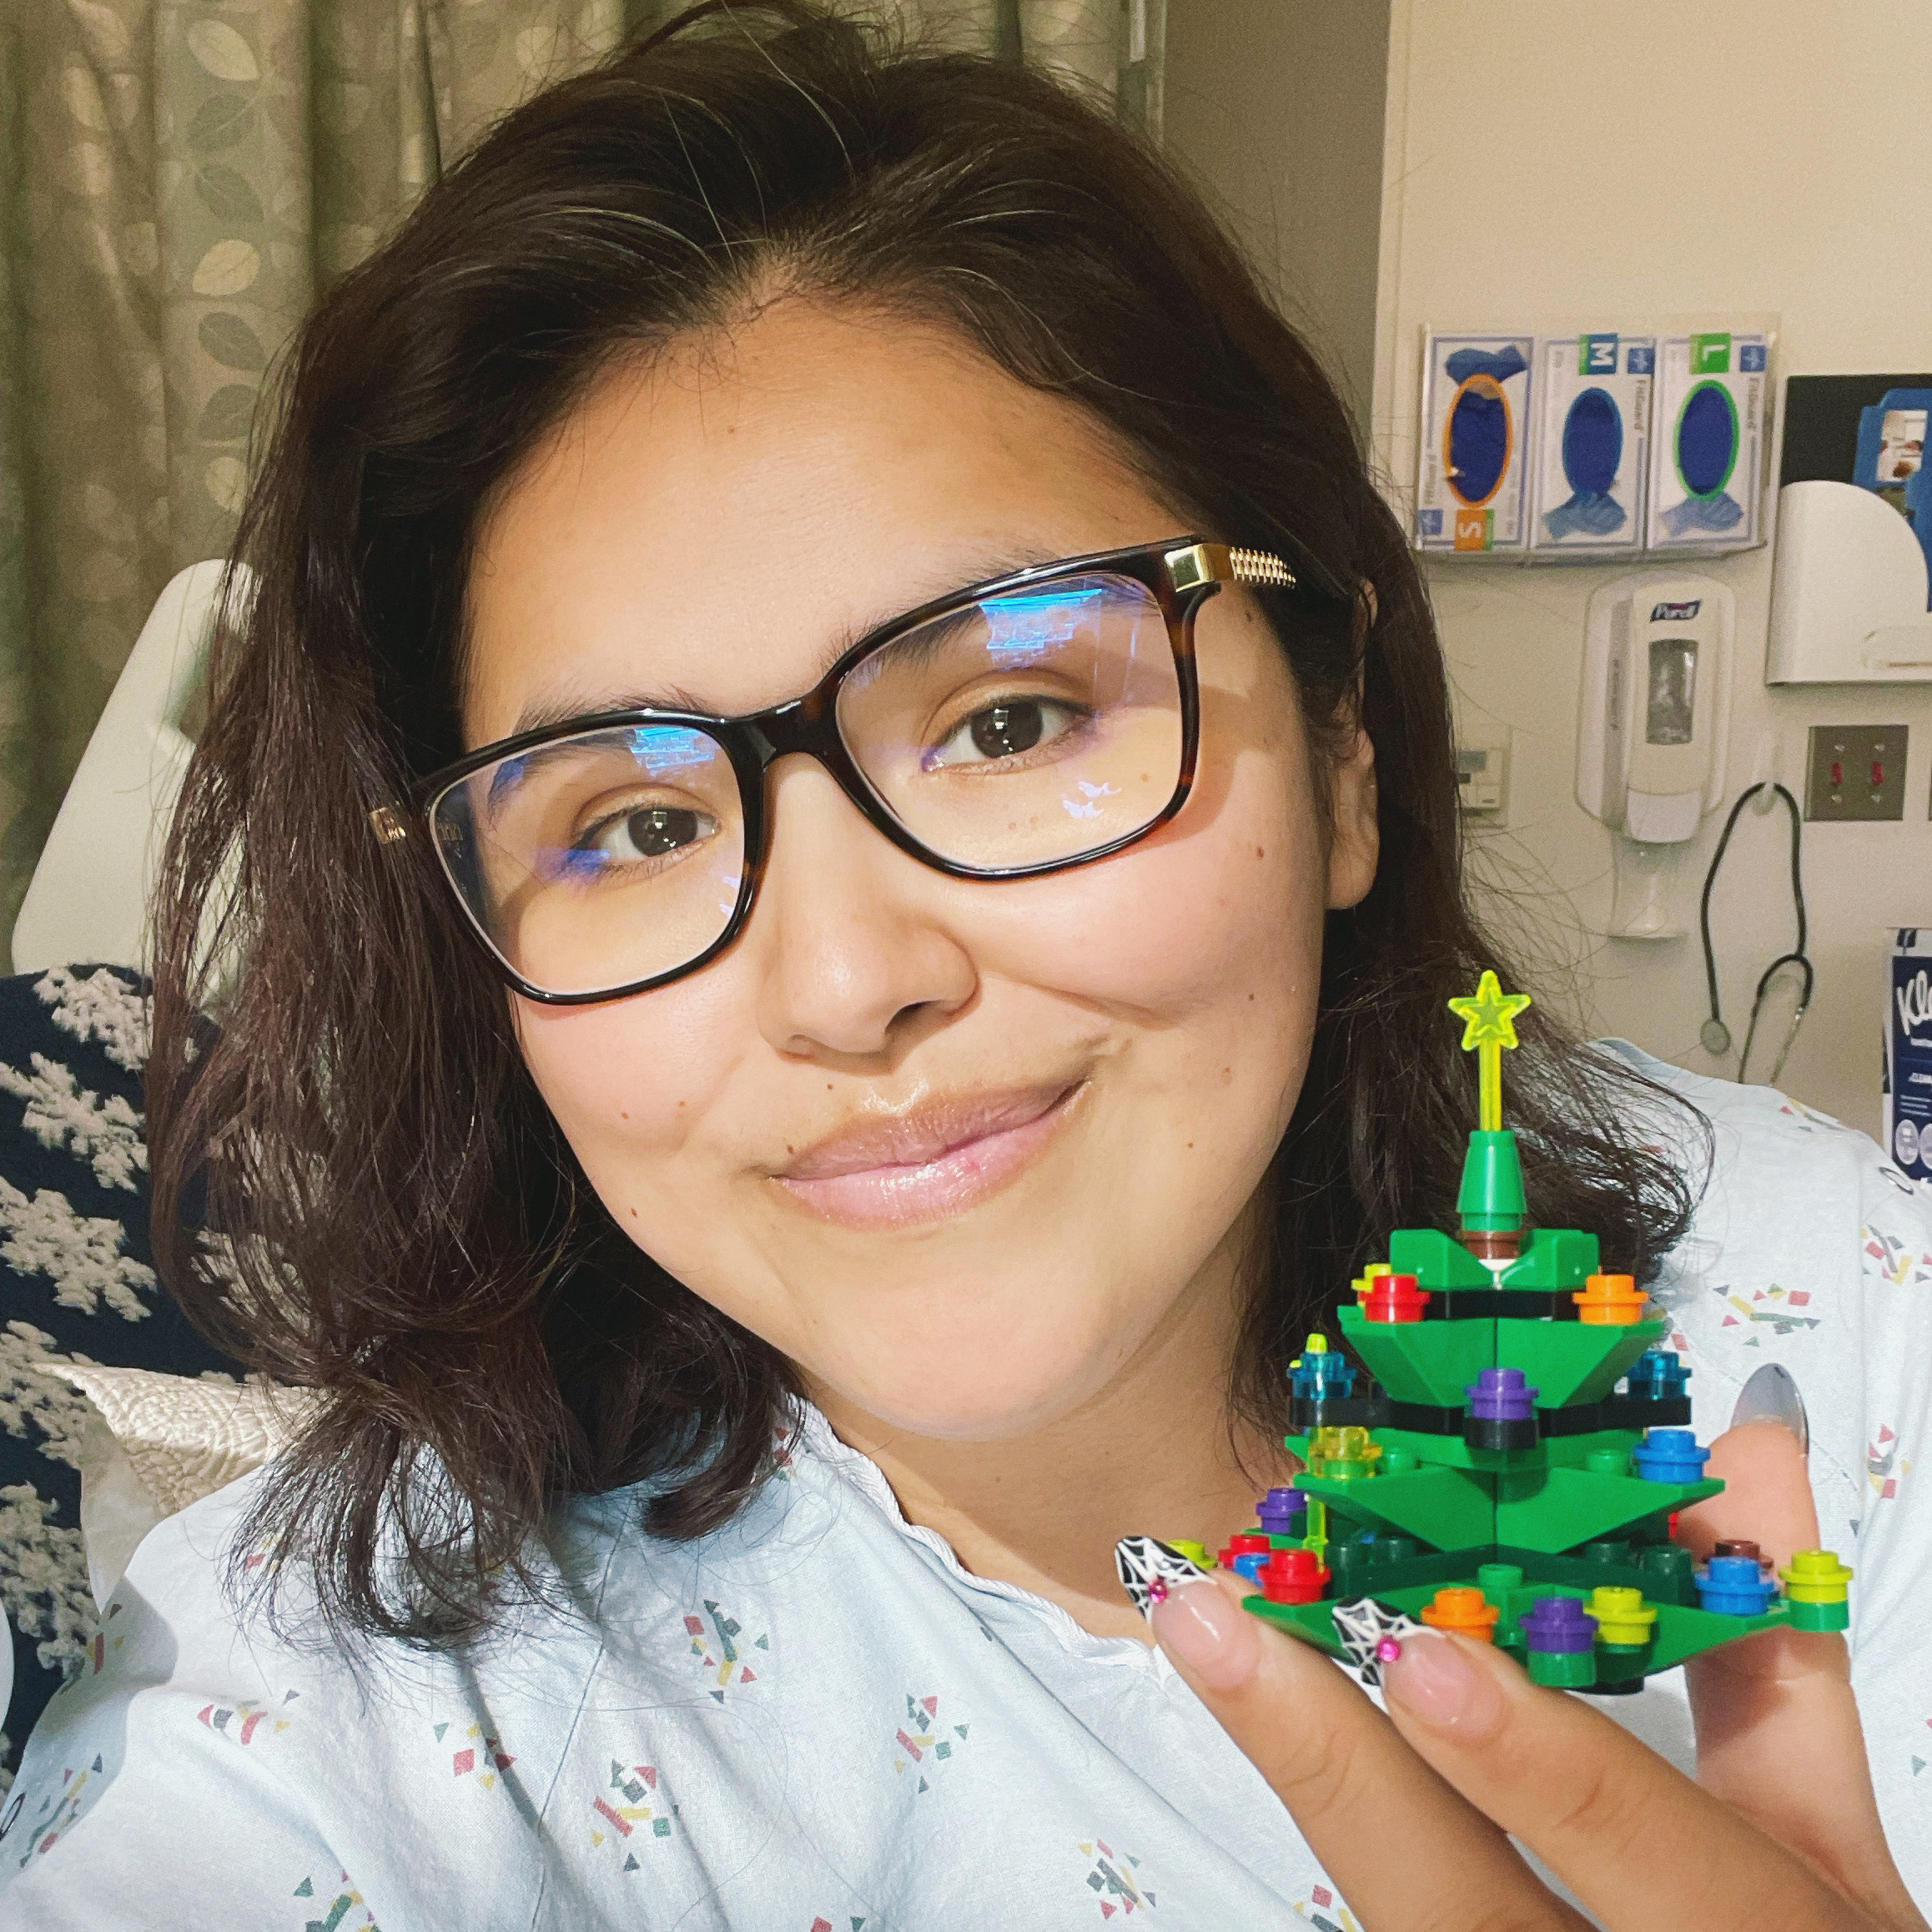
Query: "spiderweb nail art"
1114 1537 1210 1619
1330 1597 1426 1687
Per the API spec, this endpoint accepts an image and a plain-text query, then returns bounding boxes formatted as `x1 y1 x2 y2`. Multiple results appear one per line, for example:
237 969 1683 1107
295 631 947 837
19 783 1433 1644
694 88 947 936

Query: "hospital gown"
3 1047 1931 1928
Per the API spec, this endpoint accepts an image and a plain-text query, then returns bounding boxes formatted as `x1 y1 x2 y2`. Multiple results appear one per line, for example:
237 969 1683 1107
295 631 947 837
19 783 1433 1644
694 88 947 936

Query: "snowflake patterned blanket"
0 967 242 1785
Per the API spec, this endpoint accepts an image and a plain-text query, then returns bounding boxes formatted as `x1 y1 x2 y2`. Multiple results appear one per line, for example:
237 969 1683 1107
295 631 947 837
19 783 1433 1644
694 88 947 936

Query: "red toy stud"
1361 1271 1431 1324
1260 1547 1332 1605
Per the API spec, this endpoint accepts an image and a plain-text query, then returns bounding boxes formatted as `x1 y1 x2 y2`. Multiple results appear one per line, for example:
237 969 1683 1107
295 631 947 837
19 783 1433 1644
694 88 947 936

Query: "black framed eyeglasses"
392 536 1305 1004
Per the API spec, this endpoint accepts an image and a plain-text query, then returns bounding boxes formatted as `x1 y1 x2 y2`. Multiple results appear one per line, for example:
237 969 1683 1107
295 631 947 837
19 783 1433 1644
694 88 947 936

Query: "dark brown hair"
148 0 1703 1643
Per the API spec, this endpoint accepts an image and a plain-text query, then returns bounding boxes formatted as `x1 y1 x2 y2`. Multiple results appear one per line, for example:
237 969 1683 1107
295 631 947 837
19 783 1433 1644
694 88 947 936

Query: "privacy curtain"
0 0 1164 967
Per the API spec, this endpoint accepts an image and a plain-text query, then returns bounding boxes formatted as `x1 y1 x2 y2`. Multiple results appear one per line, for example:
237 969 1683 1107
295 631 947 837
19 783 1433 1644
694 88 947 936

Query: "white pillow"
34 1364 322 1609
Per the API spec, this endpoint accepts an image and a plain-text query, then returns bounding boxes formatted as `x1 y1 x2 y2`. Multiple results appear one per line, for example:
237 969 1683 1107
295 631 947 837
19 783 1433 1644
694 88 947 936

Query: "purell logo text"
1899 967 1932 1042
1651 600 1702 622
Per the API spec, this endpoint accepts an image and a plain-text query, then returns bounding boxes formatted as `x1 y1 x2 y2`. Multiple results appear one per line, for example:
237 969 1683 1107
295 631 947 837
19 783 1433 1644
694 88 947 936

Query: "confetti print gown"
3 1044 1931 1929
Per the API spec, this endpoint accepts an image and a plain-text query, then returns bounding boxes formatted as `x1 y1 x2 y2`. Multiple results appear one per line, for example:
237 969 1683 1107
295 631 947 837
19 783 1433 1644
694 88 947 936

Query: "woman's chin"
808 1338 1135 1444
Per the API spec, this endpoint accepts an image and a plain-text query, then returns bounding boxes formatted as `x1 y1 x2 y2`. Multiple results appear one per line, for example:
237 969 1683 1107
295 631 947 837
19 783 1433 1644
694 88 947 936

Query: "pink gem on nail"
1147 1577 1170 1603
1375 1637 1403 1663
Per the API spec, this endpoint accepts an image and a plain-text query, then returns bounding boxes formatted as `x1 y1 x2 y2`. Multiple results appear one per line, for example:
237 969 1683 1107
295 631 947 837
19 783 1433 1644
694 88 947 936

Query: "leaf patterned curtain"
0 0 1162 969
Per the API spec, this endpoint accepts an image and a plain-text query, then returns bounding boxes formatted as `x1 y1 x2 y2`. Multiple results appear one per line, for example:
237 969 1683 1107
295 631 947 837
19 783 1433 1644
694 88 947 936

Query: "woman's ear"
1326 581 1380 910
1326 723 1378 910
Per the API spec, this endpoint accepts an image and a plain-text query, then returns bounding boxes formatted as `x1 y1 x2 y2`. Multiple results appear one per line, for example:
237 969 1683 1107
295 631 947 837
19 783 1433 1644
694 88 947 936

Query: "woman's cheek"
974 748 1320 1025
511 978 744 1171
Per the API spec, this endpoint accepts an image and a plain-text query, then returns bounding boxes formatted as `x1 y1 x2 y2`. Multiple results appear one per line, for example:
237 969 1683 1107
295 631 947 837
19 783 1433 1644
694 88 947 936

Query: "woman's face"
463 299 1376 1441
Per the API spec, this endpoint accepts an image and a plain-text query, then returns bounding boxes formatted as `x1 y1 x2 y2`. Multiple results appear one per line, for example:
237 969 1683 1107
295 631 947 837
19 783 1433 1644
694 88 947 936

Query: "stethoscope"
1697 781 1813 1085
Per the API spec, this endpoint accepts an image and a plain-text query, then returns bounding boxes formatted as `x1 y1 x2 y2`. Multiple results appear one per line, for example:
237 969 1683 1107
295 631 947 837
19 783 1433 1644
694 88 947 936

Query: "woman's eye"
928 697 1083 769
575 804 717 864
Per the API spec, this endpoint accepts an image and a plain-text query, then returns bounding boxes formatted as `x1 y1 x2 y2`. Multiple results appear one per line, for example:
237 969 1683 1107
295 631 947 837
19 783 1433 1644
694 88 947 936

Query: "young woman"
4 7 1928 1925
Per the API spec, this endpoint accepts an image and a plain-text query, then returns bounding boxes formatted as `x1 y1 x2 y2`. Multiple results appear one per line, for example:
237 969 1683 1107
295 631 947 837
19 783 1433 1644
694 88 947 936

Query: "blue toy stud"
1625 1349 1691 1401
1632 1428 1711 1484
1696 1554 1779 1617
1288 1334 1357 1403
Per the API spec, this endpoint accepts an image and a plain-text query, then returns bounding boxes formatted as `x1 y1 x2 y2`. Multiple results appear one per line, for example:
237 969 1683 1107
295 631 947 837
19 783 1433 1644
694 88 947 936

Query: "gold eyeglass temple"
1163 541 1296 592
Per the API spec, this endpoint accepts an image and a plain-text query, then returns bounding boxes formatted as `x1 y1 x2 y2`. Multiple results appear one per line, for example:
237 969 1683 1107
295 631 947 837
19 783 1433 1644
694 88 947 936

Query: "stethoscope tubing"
1698 781 1811 1084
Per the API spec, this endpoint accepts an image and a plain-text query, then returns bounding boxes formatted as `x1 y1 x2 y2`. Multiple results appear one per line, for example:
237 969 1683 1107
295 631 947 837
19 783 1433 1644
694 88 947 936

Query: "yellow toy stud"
1584 1585 1658 1649
1779 1548 1854 1631
1306 1426 1382 1481
1447 969 1534 1132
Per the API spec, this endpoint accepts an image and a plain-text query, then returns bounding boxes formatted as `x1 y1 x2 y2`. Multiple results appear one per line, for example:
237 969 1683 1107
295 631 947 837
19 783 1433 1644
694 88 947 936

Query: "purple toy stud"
1520 1595 1598 1654
1256 1487 1306 1537
1465 1366 1539 1421
1521 1594 1601 1688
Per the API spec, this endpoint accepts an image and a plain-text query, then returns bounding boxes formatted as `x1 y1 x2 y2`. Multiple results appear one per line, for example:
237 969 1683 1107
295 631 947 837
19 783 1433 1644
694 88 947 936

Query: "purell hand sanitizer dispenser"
1577 574 1734 938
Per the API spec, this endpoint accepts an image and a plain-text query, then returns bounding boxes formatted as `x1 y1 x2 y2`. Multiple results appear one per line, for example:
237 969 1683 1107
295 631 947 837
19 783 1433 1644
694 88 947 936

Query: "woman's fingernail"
1149 1578 1262 1691
1730 1363 1809 1454
1381 1628 1506 1738
1331 1597 1425 1686
1115 1535 1212 1620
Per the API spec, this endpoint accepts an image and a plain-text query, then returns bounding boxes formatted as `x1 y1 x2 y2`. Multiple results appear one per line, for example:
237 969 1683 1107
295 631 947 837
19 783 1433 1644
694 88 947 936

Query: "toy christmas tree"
1205 971 1851 1693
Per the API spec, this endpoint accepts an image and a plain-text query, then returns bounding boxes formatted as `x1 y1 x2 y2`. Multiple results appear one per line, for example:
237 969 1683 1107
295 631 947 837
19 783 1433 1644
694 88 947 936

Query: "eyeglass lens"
835 571 1181 870
432 570 1182 997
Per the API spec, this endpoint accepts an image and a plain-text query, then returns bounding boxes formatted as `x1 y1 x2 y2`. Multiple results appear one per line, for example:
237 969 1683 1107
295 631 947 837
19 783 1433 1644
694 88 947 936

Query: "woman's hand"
1676 1418 1915 1919
1138 1422 1926 1930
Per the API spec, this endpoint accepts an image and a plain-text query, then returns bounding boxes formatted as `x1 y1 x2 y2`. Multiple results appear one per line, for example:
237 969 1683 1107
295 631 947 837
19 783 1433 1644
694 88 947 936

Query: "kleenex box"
1886 928 1932 1186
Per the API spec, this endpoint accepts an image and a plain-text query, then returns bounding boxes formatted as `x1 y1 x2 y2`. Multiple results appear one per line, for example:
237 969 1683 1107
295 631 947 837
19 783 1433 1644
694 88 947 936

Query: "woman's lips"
773 1081 1081 1229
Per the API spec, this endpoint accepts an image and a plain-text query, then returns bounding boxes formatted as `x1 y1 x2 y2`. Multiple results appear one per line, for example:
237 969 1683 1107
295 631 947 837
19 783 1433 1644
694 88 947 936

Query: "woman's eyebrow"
510 682 703 736
505 540 1072 736
825 541 1066 658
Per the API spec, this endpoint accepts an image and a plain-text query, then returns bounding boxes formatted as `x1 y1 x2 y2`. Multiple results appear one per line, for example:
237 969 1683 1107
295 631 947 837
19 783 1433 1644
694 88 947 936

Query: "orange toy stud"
1572 1271 1648 1325
1418 1587 1502 1643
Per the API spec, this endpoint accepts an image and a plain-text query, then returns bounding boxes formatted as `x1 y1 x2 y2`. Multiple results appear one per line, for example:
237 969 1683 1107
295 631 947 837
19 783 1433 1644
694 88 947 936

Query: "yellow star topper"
1447 969 1532 1130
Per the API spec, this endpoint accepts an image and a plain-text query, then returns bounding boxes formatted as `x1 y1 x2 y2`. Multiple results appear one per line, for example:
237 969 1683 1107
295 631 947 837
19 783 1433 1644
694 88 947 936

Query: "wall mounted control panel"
1804 723 1909 821
1457 732 1511 819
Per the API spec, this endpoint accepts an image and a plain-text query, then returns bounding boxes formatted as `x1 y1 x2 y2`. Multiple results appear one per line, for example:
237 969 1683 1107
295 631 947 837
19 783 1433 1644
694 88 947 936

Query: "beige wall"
1164 0 1391 432
1167 0 1930 1134
1368 0 1932 1135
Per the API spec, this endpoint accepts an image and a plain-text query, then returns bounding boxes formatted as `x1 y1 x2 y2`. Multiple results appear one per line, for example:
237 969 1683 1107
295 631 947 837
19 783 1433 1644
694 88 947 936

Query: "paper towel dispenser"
1766 480 1932 682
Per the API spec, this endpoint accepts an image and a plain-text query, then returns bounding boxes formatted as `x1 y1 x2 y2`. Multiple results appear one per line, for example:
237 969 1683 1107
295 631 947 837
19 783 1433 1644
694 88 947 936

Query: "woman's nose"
751 757 979 1064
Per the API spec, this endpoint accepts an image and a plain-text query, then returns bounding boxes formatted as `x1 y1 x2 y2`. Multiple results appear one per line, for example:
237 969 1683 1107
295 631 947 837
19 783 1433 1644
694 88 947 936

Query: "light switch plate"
1804 723 1909 821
